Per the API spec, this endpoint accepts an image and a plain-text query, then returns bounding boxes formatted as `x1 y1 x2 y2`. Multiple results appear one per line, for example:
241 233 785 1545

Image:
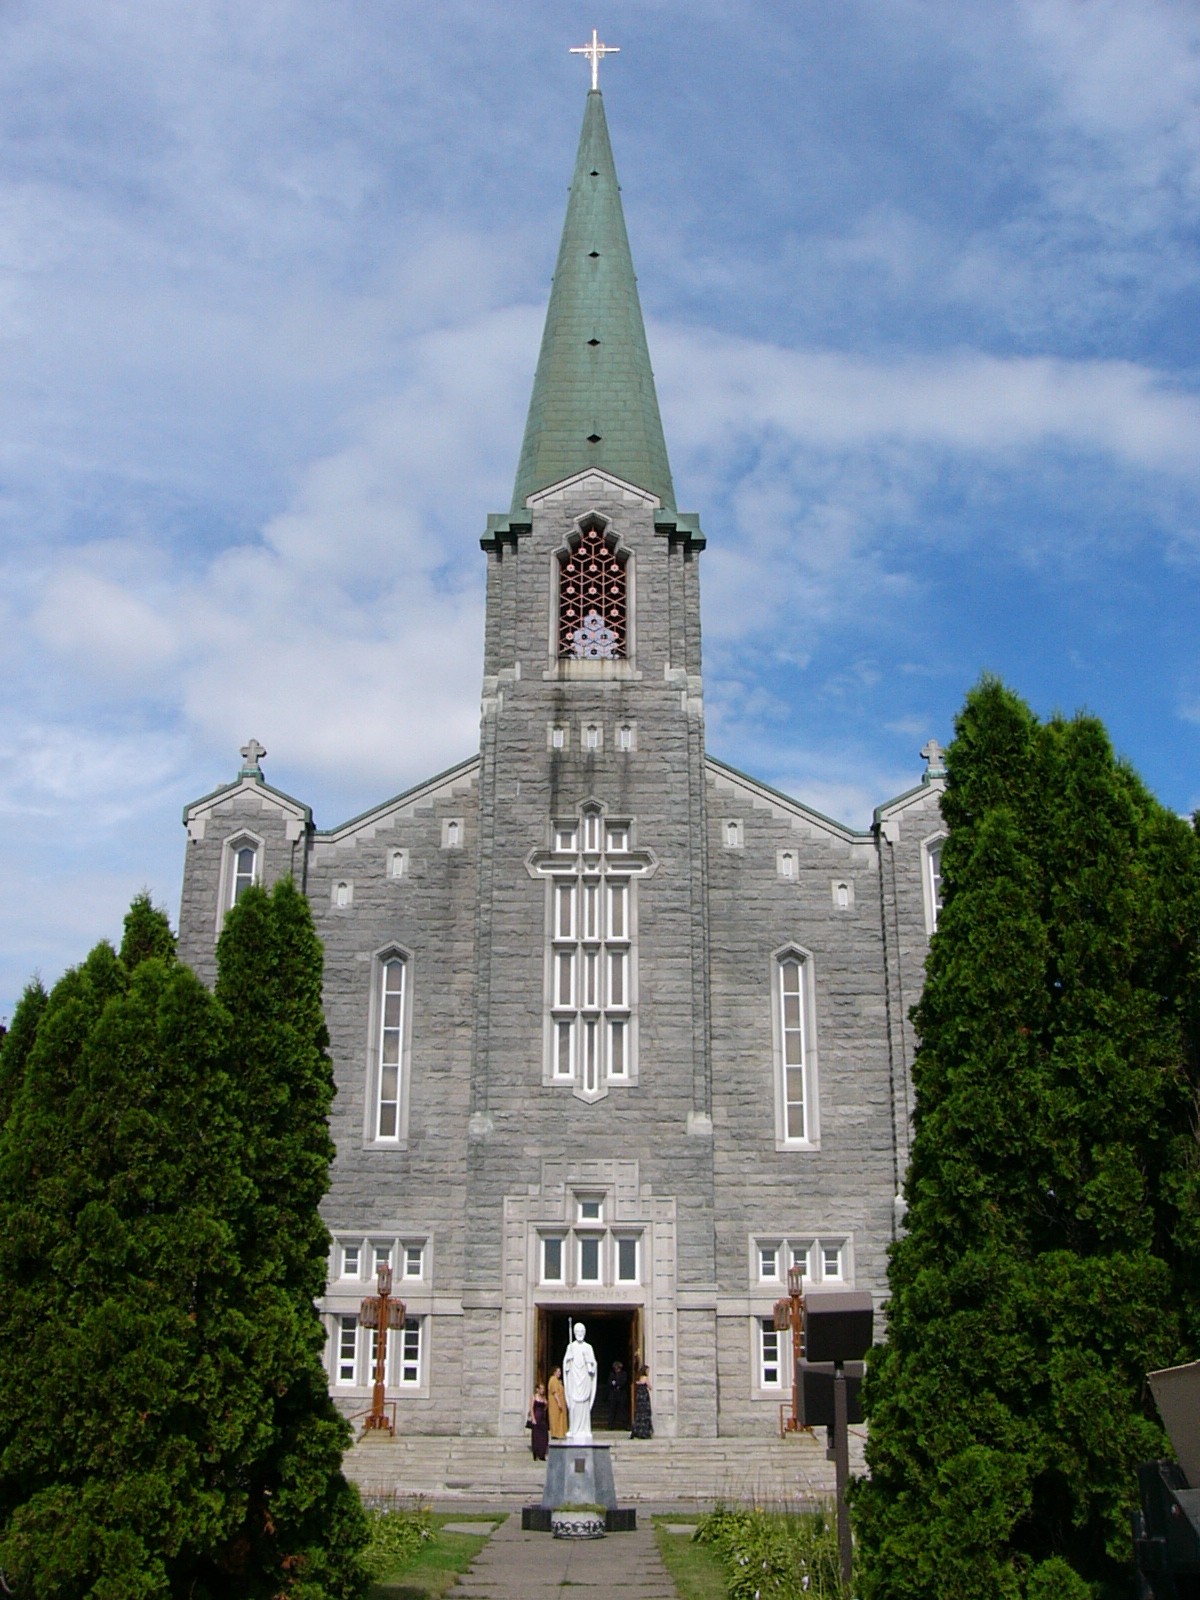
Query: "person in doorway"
630 1364 653 1439
607 1359 630 1429
528 1381 549 1461
548 1365 567 1440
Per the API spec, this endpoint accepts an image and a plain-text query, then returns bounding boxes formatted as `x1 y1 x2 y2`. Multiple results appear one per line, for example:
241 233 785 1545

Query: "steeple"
511 91 676 513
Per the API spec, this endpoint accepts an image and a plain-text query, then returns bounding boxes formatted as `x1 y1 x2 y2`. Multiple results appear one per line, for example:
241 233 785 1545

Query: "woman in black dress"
630 1365 653 1439
528 1381 550 1460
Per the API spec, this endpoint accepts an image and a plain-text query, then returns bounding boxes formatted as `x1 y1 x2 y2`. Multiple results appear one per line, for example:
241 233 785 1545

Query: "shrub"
695 1504 847 1598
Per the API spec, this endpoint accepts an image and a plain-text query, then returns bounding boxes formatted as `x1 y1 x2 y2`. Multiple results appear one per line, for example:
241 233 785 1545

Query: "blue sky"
3 0 1199 1016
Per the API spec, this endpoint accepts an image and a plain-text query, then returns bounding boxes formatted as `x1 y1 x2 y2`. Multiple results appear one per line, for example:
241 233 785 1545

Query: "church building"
176 84 946 1440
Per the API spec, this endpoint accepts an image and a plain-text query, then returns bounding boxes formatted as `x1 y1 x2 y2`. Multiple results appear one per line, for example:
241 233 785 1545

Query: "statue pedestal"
541 1441 618 1509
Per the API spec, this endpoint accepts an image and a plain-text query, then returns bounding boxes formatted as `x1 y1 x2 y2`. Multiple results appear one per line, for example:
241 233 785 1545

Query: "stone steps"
344 1430 865 1507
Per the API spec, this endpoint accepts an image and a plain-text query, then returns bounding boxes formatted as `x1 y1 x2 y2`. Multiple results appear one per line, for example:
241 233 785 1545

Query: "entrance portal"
535 1306 641 1433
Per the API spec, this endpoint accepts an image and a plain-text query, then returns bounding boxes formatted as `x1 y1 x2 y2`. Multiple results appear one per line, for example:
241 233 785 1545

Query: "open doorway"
535 1306 641 1433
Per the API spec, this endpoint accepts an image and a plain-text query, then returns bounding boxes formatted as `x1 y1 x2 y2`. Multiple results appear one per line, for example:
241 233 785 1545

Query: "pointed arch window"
368 948 412 1145
772 946 820 1150
558 521 627 659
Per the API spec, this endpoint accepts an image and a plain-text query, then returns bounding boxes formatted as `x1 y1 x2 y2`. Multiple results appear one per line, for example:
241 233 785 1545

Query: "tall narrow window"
773 949 818 1149
923 836 946 933
233 844 257 901
779 957 806 1142
375 956 407 1141
558 522 627 659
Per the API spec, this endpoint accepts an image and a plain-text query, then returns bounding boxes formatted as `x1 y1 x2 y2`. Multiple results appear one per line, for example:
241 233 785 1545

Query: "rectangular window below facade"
541 1236 564 1283
403 1243 424 1279
336 1316 358 1385
616 1236 638 1283
579 1235 601 1282
759 1320 782 1388
759 1244 779 1281
789 1241 814 1281
399 1318 422 1386
341 1242 361 1279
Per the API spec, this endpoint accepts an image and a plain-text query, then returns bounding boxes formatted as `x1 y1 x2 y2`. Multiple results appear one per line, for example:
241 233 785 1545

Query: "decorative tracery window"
558 522 627 659
528 803 656 1101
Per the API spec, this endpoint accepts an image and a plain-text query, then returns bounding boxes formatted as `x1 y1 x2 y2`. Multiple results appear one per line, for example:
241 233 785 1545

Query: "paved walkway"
452 1512 678 1599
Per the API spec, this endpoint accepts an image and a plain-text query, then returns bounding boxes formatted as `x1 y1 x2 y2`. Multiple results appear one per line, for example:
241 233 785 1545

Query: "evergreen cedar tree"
0 884 369 1600
851 678 1200 1600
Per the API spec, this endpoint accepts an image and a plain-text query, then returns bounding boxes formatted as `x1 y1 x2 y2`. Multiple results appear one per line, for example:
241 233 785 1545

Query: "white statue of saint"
562 1320 598 1443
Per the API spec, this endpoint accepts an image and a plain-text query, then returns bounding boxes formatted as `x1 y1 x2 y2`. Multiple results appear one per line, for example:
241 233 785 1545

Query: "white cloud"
657 328 1200 470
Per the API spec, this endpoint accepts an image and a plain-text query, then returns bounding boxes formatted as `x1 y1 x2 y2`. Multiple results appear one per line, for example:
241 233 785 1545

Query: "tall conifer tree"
207 878 367 1597
0 892 367 1598
852 680 1200 1600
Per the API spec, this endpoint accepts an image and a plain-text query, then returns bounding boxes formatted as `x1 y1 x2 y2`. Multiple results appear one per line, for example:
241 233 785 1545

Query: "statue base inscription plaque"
541 1441 618 1511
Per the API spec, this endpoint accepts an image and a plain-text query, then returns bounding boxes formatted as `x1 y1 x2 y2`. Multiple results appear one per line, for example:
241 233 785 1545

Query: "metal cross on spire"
570 28 620 91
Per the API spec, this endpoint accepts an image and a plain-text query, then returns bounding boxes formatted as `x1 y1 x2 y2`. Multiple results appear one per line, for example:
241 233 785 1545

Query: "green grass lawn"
366 1512 508 1600
652 1515 728 1600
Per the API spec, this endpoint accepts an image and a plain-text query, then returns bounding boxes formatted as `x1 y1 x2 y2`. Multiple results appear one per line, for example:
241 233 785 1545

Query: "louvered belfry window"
558 523 627 659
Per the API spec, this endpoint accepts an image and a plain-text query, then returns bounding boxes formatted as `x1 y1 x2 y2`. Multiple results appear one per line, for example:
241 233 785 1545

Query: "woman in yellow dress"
547 1365 568 1440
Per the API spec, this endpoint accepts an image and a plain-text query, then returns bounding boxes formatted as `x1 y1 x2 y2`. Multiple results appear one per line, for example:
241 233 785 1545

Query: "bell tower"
465 82 718 1436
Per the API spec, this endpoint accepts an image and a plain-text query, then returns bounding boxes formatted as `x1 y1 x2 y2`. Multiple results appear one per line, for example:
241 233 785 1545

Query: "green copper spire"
511 91 675 512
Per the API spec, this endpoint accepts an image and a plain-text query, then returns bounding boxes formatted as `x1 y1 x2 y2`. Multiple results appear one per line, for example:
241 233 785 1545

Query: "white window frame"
821 1240 846 1282
758 1319 784 1390
216 831 264 932
442 817 463 849
335 1314 359 1385
771 946 820 1151
340 1240 362 1280
387 848 408 879
366 947 413 1146
922 833 947 935
788 1239 815 1283
397 1317 423 1387
758 1242 781 1283
402 1241 425 1281
722 818 743 850
332 879 353 908
777 849 798 881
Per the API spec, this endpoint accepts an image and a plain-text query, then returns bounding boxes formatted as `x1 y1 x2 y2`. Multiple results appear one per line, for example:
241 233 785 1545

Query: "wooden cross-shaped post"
570 28 620 91
359 1262 406 1436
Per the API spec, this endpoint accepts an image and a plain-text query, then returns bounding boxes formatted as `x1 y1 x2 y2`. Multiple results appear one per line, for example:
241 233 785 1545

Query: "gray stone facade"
175 92 947 1443
176 466 945 1441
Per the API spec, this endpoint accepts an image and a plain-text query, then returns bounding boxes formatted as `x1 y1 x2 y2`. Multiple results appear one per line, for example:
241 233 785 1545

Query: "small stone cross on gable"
920 739 946 780
239 738 267 776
